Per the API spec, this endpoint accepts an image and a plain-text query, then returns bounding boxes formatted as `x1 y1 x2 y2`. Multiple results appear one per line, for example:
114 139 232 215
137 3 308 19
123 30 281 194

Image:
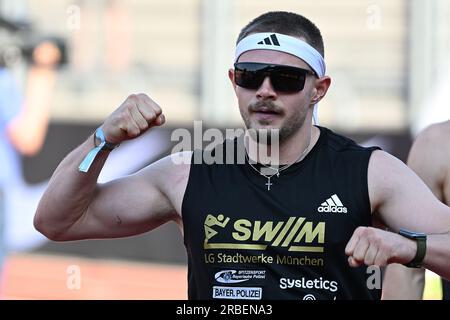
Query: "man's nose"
256 77 277 99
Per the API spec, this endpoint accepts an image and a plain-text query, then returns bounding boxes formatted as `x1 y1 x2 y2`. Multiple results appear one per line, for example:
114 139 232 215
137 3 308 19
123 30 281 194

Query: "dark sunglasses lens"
234 63 307 92
271 70 306 92
234 67 264 89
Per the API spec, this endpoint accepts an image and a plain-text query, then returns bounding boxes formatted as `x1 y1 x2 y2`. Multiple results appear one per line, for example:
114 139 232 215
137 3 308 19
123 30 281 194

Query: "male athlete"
34 12 450 300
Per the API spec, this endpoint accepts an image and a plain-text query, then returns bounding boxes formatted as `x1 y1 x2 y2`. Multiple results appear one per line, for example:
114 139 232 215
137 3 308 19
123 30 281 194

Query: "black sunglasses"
234 62 316 92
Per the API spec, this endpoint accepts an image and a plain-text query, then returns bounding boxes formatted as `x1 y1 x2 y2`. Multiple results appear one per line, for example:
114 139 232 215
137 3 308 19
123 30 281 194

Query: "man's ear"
310 76 332 105
228 68 237 91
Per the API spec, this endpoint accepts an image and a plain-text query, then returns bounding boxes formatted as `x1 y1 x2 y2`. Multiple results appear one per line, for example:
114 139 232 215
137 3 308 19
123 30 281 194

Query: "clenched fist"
101 93 165 144
345 227 417 267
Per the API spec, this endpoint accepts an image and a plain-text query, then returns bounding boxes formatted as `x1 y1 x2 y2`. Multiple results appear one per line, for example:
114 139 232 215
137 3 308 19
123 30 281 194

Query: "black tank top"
182 126 381 300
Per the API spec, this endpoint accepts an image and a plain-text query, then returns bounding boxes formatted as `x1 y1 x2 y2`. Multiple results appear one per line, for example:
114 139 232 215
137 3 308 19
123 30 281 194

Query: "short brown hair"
237 11 325 58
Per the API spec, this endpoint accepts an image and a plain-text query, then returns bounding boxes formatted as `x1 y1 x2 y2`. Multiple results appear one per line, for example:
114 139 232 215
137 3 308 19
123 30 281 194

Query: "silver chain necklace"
245 135 312 191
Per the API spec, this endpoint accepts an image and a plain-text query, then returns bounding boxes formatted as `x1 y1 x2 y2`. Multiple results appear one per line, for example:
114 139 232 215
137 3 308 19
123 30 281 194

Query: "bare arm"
7 41 61 155
34 94 189 241
382 264 424 300
381 124 449 299
345 150 450 280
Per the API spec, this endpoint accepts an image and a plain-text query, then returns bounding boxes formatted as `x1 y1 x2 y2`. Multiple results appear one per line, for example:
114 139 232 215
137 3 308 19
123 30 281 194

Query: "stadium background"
1 0 449 299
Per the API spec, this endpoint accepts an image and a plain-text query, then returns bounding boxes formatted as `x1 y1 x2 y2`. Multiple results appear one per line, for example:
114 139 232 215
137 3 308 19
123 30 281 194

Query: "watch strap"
399 229 427 268
405 236 426 268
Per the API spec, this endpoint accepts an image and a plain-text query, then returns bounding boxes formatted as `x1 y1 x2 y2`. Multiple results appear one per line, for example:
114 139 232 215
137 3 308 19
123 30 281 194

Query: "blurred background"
0 0 449 299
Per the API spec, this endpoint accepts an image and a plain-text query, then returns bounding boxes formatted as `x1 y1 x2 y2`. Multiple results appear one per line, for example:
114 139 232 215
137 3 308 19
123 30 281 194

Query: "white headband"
235 32 326 124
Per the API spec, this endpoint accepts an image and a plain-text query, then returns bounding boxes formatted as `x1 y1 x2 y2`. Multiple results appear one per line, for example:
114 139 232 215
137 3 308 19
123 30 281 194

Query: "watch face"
399 229 426 239
413 232 426 238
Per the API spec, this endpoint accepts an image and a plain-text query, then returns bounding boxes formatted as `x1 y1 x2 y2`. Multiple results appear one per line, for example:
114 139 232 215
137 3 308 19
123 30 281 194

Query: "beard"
241 100 307 145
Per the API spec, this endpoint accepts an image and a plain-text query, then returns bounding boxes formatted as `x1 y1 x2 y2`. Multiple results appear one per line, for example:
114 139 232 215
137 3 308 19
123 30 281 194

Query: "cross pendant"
265 177 273 191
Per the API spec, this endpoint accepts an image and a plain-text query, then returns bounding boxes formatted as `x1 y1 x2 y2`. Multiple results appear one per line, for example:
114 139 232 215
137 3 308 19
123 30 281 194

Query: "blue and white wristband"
78 127 119 173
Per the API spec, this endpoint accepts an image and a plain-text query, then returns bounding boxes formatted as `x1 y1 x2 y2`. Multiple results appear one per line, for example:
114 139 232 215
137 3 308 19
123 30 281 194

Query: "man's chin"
246 124 280 133
245 127 280 145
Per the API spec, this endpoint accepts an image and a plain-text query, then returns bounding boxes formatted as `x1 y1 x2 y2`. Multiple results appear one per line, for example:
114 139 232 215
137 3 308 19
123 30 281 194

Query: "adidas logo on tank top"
317 194 348 213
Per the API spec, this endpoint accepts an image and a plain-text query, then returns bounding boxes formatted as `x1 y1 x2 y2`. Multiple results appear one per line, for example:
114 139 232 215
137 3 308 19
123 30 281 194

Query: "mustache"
248 101 283 114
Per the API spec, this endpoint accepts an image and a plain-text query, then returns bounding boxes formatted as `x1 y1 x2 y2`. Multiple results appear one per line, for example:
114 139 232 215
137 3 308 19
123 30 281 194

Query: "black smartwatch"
398 229 427 268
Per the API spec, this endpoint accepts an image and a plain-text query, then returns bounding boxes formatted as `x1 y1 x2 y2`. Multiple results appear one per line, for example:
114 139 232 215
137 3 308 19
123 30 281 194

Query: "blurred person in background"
0 39 61 293
35 11 450 300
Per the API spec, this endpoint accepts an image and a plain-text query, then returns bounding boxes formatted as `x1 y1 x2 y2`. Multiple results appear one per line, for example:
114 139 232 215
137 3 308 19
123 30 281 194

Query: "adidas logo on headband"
257 34 280 46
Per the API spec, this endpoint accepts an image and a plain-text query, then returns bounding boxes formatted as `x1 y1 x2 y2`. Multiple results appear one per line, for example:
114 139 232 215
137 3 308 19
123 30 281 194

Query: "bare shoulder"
408 122 450 197
428 120 450 136
367 150 417 211
427 120 450 152
368 149 407 175
411 121 450 155
423 121 450 203
367 149 425 192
